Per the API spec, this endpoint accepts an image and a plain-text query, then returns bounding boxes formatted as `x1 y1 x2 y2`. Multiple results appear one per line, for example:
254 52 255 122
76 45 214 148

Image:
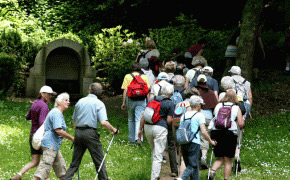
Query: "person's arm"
167 115 173 125
258 36 266 59
237 109 245 129
26 109 32 120
121 89 127 110
55 128 74 142
138 115 145 140
100 120 119 135
184 77 190 89
248 88 253 107
196 49 204 56
200 123 216 146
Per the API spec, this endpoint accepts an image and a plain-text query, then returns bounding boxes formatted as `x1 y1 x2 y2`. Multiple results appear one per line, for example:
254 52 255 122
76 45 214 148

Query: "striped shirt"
73 94 108 129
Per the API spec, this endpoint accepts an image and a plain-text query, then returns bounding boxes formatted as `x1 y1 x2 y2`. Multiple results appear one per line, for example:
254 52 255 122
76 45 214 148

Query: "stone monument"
26 38 96 97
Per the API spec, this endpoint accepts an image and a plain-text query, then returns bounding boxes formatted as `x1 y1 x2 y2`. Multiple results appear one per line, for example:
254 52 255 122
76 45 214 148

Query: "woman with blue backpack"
208 89 245 180
175 95 216 180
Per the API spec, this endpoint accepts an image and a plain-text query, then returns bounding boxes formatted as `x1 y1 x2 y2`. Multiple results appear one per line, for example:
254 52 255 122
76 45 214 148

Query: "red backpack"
143 98 167 124
127 73 149 100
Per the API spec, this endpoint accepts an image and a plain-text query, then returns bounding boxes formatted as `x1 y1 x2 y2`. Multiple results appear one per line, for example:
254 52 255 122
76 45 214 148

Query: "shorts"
211 130 237 158
34 145 66 179
29 133 42 155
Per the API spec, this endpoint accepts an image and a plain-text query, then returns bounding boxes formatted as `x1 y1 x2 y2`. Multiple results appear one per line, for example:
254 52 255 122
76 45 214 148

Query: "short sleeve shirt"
42 108 67 151
148 96 175 129
190 74 219 93
121 72 150 90
73 94 108 129
181 111 206 144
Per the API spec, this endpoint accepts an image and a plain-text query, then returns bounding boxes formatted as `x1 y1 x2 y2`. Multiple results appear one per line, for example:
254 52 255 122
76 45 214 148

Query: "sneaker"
170 173 177 177
10 174 21 180
235 160 242 172
201 158 208 170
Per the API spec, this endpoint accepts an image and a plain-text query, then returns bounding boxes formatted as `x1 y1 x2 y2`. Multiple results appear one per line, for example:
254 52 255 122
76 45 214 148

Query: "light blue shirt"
42 108 66 151
181 111 206 144
73 94 108 129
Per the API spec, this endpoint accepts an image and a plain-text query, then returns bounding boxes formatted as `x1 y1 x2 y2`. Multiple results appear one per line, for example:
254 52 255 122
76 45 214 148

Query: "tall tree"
236 0 264 81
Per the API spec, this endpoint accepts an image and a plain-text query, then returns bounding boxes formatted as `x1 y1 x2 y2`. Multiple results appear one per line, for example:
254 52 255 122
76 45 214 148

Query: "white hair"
221 76 235 91
189 95 204 108
54 92 70 108
160 84 174 95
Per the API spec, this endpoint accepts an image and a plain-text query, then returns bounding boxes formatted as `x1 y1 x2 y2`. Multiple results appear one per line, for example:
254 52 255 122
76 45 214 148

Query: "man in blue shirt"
63 83 119 180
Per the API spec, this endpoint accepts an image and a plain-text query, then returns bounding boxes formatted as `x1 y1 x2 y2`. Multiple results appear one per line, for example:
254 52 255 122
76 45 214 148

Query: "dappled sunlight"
0 124 24 146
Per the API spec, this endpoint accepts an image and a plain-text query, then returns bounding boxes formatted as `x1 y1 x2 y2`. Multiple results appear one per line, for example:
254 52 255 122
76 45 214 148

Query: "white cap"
229 66 241 75
157 72 169 80
189 95 205 107
197 74 207 83
39 85 57 95
202 66 213 73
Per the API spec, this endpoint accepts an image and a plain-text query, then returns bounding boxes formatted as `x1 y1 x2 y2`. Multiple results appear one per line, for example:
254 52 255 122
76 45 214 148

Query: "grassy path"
0 96 290 179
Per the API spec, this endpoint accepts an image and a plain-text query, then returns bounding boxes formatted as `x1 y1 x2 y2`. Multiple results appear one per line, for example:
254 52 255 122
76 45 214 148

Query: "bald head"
89 83 103 96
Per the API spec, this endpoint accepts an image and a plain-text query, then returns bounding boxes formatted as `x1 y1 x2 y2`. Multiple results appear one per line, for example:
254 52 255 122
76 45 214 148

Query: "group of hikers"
121 39 252 180
10 38 253 180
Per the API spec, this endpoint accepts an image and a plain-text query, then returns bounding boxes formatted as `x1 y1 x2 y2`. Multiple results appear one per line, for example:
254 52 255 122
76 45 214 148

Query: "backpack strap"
222 102 234 107
184 112 200 140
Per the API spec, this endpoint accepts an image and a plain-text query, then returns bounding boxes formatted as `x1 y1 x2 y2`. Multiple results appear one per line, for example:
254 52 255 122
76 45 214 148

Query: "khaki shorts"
200 119 211 150
34 145 66 179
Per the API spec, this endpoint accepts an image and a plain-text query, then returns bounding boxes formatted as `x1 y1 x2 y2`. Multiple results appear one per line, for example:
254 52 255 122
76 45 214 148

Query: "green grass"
0 97 290 179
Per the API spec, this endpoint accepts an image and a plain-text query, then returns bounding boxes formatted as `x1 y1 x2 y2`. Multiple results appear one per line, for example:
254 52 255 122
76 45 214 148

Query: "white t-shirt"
150 80 173 97
185 68 200 82
209 102 239 134
141 68 156 88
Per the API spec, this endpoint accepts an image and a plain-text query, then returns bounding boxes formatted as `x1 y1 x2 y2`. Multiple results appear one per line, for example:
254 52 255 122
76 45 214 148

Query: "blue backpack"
170 91 183 107
176 112 200 145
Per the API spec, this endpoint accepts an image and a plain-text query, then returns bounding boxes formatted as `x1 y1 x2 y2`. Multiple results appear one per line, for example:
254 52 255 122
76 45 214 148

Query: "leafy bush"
92 26 143 91
0 53 18 97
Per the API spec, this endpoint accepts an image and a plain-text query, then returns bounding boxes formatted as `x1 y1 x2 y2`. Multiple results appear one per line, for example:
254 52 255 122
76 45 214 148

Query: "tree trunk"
236 0 264 82
285 0 290 28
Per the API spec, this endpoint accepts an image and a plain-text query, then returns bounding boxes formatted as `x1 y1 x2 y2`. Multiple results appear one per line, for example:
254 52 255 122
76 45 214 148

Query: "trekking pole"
235 130 242 177
94 125 119 180
207 146 214 180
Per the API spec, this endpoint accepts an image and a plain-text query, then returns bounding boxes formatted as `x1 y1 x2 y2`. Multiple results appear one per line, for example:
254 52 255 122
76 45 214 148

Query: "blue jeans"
126 97 146 142
181 142 200 180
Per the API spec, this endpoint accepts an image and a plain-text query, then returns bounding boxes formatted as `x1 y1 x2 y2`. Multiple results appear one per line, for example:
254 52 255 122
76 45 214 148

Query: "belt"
76 127 97 130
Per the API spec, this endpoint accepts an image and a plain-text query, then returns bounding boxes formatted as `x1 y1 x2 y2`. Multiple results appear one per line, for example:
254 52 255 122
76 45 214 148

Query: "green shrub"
92 26 143 91
0 53 18 97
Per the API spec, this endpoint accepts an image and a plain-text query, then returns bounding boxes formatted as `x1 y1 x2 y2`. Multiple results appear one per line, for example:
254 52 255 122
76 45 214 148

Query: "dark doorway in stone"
46 47 80 94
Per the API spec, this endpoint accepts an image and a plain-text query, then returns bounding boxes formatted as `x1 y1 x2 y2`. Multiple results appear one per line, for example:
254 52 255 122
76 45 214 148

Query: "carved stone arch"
26 38 96 97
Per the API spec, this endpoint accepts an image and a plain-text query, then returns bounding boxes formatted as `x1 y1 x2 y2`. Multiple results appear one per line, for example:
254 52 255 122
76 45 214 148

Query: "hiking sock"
286 66 290 71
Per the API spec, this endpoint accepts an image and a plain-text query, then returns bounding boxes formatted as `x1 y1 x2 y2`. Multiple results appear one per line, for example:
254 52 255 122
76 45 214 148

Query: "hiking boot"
201 158 208 170
10 174 21 180
235 160 242 172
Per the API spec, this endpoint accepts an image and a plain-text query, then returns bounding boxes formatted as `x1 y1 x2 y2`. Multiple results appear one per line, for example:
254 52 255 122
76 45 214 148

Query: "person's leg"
180 143 200 180
144 124 155 158
127 98 136 143
86 129 108 180
151 126 168 180
135 100 146 142
62 129 87 179
211 157 224 171
167 125 178 175
33 146 56 180
52 150 66 179
224 157 233 179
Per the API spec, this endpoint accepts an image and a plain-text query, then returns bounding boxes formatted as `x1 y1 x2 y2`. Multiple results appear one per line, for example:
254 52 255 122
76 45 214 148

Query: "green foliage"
92 26 142 84
0 53 18 97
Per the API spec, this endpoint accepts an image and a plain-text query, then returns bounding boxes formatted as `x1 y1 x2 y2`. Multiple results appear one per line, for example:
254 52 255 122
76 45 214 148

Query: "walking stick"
94 126 119 180
207 146 214 180
236 129 242 177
